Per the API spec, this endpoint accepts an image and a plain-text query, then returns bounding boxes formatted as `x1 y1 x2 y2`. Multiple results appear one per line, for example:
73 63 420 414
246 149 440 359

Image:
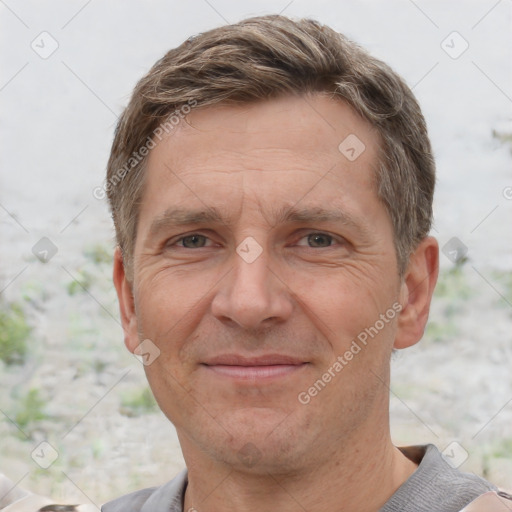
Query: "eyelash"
169 231 343 249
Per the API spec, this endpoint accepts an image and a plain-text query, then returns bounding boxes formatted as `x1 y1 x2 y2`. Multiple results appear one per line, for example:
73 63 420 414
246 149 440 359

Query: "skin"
113 93 439 512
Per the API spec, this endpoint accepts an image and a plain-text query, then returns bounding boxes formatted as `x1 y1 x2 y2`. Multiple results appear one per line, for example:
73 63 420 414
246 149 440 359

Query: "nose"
211 242 293 330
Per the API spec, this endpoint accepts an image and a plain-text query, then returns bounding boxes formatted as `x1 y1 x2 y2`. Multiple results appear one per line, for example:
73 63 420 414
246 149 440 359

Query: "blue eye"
296 233 335 248
179 234 208 248
307 233 333 247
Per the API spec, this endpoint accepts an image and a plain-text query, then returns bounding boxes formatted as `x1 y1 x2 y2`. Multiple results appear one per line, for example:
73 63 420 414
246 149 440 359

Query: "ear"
113 246 140 354
394 236 439 349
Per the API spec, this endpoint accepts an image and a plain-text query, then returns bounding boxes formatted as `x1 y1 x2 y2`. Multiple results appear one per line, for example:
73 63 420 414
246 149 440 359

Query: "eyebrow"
273 205 373 241
273 206 364 229
146 205 372 243
147 207 227 240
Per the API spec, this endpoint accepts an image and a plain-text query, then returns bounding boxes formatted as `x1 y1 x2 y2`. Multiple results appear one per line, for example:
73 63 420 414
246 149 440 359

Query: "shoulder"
382 444 499 512
101 487 158 512
101 470 188 512
415 444 497 495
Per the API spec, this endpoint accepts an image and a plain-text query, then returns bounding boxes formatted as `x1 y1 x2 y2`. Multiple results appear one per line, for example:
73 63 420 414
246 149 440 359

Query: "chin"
194 406 316 474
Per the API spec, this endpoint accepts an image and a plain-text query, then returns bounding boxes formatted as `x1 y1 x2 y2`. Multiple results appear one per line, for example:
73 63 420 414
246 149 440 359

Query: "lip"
203 354 306 366
201 354 309 381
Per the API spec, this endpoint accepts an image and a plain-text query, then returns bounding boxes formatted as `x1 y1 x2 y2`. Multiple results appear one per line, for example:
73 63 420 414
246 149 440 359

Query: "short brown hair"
106 14 435 279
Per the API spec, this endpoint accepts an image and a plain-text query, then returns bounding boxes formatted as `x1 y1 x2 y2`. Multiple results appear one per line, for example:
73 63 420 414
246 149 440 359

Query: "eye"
297 233 336 248
177 234 209 248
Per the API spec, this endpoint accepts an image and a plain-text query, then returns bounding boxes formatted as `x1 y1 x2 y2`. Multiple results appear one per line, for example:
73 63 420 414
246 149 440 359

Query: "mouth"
201 354 309 381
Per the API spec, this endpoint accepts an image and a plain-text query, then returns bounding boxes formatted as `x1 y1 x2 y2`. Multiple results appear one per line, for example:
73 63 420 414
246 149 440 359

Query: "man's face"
119 94 408 473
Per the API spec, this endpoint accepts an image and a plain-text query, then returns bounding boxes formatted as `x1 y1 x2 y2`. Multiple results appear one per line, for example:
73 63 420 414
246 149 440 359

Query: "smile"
201 354 309 381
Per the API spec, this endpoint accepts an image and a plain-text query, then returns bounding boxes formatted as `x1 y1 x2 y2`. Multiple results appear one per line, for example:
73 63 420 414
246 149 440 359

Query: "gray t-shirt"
102 444 496 512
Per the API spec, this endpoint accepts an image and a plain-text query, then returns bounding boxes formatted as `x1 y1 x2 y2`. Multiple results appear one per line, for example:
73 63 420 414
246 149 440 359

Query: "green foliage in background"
84 243 113 265
491 270 512 307
14 388 51 435
66 243 113 296
491 438 512 459
0 301 31 365
120 387 158 417
434 265 472 301
424 320 458 343
66 269 94 296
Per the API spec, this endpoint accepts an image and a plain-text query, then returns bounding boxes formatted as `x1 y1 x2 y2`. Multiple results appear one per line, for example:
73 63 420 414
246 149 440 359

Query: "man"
102 15 510 512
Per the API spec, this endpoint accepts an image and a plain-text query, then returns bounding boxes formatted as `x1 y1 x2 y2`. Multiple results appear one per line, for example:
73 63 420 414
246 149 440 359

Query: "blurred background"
1 0 511 506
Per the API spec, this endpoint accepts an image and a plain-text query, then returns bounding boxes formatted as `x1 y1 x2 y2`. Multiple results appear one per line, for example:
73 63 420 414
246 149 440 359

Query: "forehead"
140 94 383 226
153 94 379 166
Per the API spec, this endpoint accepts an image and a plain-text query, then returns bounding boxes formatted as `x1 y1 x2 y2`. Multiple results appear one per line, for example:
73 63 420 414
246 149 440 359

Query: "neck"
182 426 418 512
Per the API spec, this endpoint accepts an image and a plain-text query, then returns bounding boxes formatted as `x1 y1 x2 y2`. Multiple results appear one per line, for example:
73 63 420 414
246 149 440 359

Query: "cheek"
299 268 393 325
143 360 196 429
293 270 400 366
134 270 210 353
